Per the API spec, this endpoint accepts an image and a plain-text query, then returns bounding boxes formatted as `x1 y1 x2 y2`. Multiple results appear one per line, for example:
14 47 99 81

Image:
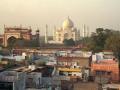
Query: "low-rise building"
91 60 119 83
0 71 26 90
57 56 91 81
102 84 120 90
57 57 91 68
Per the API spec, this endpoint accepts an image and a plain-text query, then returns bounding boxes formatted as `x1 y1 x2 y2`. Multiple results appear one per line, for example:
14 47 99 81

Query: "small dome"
62 17 74 29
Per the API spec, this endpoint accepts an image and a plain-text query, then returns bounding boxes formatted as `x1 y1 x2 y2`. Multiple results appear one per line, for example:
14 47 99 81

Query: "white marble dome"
62 17 74 29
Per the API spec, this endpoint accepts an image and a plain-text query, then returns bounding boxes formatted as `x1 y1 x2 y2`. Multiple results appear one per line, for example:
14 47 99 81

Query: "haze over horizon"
0 0 120 35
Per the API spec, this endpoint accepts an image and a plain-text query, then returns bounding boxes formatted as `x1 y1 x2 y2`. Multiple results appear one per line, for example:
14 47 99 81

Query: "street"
74 82 98 90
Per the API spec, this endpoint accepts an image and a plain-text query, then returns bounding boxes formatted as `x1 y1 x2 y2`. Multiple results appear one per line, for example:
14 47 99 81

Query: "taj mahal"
48 17 81 44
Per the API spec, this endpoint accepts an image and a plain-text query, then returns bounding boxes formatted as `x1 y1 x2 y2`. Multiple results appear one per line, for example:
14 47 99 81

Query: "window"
107 72 112 75
68 73 72 76
59 34 61 36
95 71 106 76
64 33 68 39
59 38 61 41
0 82 13 90
72 34 74 37
74 74 76 76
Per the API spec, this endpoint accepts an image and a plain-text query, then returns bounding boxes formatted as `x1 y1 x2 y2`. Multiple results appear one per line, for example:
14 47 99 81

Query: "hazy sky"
0 0 120 35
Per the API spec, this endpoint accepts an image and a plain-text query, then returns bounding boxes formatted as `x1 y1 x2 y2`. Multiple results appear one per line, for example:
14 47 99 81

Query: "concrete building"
0 71 26 90
57 56 91 81
91 60 119 83
102 84 120 90
57 57 91 68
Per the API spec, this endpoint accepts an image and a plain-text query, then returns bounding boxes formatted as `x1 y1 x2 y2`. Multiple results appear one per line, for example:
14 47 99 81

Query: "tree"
105 33 120 52
104 31 120 59
14 38 25 47
7 36 17 49
88 28 113 52
15 38 40 48
63 38 75 46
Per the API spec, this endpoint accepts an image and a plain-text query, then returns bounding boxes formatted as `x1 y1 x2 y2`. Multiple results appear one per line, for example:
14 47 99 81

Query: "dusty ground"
74 82 98 90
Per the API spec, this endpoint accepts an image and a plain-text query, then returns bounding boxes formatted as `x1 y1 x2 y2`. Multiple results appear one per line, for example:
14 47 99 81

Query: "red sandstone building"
4 26 32 47
0 26 39 47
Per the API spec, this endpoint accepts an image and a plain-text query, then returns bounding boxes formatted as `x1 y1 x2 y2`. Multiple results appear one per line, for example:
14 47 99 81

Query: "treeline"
7 37 39 49
82 28 120 59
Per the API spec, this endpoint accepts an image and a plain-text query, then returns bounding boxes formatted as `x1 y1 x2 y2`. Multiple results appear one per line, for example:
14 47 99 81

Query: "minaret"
53 26 56 41
45 24 48 44
20 24 22 28
4 24 6 31
36 29 40 46
87 26 89 37
77 29 80 40
83 24 86 37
